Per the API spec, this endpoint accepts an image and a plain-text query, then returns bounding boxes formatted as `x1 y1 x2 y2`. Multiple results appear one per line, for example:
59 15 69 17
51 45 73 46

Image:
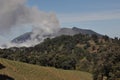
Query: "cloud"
58 10 120 23
0 0 60 48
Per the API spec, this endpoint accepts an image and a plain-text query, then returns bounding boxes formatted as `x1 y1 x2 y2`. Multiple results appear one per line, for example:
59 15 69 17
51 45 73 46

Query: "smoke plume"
0 0 60 48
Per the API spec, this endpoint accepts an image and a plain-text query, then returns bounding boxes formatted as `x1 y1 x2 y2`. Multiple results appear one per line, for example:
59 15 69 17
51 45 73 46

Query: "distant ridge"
12 32 32 43
11 27 102 44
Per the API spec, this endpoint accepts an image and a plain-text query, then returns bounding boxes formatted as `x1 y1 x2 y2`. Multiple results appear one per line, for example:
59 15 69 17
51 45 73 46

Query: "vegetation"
0 33 120 80
0 58 92 80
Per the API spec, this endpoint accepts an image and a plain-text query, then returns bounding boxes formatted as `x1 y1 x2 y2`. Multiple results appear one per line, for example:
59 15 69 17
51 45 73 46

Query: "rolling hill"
0 58 92 80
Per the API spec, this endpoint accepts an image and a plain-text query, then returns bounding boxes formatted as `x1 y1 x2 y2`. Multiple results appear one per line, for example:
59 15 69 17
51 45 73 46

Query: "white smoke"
0 0 60 48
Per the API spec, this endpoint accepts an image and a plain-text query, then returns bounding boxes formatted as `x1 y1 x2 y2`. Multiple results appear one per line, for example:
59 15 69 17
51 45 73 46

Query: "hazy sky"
0 0 120 44
27 0 120 38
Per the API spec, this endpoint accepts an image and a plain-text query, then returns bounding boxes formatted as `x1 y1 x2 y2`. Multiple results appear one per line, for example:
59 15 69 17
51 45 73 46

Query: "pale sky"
27 0 120 38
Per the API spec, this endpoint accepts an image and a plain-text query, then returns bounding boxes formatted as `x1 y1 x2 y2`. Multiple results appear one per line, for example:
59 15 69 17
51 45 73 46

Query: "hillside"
0 58 92 80
0 33 120 80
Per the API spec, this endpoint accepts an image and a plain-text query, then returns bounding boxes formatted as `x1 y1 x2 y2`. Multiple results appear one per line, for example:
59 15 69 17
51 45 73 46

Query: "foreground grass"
0 58 92 80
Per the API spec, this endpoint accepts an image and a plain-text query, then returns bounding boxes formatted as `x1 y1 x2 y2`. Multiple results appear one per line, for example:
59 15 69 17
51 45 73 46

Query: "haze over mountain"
11 27 102 44
0 0 60 48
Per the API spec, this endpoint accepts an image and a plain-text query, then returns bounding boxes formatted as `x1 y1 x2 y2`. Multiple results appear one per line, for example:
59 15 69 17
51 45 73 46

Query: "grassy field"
0 58 92 80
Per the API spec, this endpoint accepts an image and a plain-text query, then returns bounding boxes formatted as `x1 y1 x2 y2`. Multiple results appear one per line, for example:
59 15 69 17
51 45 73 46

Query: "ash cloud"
0 0 60 48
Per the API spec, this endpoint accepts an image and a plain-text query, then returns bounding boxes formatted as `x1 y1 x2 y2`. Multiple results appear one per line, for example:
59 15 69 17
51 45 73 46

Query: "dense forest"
0 33 120 80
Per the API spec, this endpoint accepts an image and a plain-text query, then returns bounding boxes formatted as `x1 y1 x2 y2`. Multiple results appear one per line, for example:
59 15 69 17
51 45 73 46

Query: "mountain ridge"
11 27 102 44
